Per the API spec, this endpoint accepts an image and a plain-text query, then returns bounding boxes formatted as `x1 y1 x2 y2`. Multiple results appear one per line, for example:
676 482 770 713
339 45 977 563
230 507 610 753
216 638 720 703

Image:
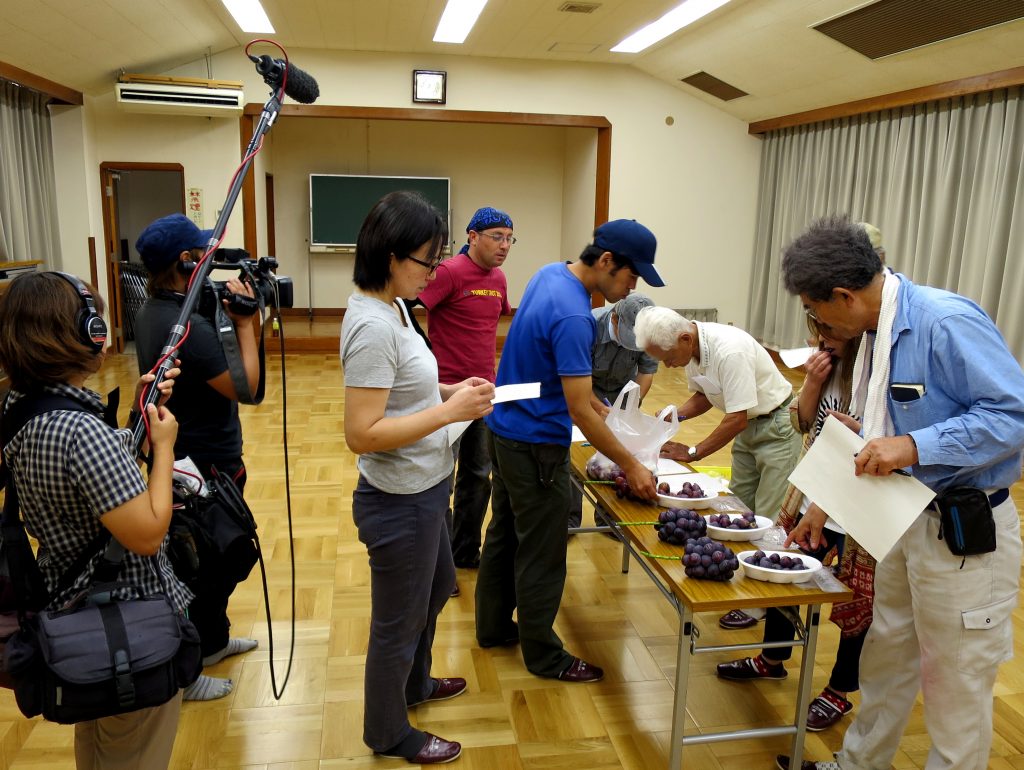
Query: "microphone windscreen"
284 63 319 104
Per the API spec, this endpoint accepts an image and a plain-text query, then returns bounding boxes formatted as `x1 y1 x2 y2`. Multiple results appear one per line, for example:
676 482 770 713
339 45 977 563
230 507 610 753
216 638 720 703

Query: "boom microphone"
249 54 320 104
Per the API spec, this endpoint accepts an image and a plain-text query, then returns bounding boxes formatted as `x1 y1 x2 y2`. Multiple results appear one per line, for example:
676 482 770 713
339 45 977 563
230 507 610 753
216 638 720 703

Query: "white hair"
634 306 690 350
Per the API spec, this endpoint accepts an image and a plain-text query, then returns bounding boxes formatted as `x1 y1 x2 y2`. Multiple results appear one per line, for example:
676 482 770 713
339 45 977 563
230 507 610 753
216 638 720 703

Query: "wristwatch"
688 445 698 460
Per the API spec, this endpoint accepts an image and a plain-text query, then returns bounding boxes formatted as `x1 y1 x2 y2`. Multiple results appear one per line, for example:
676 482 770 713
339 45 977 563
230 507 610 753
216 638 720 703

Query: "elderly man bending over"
634 307 802 629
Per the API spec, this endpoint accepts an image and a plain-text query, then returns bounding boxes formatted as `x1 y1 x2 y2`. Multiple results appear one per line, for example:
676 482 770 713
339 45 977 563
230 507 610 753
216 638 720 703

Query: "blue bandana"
466 207 513 233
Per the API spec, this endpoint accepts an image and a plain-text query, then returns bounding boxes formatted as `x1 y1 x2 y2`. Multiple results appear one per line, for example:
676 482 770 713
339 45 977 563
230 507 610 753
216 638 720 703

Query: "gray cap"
613 294 655 351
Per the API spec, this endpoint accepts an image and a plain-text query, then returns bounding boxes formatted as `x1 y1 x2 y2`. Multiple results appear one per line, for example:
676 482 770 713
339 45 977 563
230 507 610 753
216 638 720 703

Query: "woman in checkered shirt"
0 272 189 769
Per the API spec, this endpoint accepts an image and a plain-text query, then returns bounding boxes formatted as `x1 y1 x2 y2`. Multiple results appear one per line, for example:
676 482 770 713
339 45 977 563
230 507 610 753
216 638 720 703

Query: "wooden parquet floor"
2 347 1024 769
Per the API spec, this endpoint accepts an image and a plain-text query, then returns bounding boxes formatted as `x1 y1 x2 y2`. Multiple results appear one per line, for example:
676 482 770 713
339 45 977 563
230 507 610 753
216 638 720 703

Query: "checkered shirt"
2 383 193 612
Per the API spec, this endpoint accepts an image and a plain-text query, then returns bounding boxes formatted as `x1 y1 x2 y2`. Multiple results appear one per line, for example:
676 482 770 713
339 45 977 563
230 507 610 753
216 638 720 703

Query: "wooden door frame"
98 162 185 352
239 105 612 307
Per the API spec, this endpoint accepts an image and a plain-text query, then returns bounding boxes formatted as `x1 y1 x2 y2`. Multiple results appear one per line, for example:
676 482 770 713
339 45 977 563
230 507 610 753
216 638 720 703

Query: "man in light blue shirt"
776 215 1024 770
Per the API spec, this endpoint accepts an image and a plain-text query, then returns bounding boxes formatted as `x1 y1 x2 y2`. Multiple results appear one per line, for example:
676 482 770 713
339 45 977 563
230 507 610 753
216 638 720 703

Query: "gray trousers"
353 476 455 752
476 432 574 677
445 418 493 566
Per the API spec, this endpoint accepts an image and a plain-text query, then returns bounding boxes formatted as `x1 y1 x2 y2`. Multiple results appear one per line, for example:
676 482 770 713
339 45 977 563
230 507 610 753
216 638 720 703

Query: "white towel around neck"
851 271 901 440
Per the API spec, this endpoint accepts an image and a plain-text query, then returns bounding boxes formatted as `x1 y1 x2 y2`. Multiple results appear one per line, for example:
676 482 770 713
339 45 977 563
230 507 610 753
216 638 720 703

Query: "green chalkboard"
309 175 450 248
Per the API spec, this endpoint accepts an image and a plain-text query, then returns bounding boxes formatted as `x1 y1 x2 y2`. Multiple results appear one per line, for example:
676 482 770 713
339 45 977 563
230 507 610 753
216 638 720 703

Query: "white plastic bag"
591 381 678 472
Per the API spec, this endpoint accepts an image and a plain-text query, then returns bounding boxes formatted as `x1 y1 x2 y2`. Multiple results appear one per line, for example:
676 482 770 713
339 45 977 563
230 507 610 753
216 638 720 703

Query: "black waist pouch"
934 487 997 559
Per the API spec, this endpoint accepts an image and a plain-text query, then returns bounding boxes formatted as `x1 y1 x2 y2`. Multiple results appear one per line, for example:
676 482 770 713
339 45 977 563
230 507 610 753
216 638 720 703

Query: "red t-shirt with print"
419 252 511 384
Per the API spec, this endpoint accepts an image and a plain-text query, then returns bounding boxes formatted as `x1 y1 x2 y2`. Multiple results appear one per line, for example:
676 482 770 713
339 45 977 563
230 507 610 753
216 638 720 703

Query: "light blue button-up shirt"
886 276 1024 493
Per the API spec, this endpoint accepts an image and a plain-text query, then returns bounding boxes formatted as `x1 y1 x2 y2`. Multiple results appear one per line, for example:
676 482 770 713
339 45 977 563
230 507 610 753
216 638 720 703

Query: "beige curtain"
747 86 1024 362
0 80 61 265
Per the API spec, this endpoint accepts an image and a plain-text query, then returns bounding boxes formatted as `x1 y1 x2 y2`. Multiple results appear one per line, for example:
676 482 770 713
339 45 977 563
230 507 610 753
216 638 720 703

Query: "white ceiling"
3 0 1023 123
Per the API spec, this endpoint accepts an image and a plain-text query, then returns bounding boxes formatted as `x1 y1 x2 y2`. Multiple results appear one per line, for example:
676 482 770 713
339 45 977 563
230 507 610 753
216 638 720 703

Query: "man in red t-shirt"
419 207 513 570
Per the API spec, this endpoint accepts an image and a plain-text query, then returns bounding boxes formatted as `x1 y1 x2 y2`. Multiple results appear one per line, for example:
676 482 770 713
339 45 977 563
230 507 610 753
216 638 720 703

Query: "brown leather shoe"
408 677 467 707
805 689 852 731
719 609 761 629
380 733 462 764
557 657 604 683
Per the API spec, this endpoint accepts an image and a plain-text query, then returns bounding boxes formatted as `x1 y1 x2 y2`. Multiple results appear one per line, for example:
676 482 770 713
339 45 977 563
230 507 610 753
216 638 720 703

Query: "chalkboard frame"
308 174 451 249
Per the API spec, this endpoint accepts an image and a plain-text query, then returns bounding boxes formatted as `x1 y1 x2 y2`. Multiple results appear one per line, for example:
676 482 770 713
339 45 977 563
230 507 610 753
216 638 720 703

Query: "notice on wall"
187 188 203 227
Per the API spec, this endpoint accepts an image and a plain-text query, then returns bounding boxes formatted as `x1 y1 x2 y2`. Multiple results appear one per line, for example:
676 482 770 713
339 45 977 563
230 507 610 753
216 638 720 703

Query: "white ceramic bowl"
738 549 822 584
656 473 726 510
704 514 773 541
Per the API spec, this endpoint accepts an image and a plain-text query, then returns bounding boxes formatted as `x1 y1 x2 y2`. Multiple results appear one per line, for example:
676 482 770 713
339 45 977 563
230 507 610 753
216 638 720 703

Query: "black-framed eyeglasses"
473 232 516 246
405 253 445 273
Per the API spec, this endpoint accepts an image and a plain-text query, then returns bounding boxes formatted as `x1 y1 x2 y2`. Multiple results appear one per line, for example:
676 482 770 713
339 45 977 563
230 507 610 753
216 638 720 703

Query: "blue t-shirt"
486 263 596 445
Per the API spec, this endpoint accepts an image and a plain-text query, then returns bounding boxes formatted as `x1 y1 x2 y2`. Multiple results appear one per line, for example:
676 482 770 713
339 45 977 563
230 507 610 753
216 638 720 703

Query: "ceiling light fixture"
433 0 489 44
221 0 275 34
611 0 730 53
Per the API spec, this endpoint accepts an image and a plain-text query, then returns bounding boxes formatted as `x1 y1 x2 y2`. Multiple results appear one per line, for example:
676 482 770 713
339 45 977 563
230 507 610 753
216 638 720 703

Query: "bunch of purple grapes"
612 473 653 502
744 550 810 571
708 511 759 530
657 480 707 499
655 508 707 545
682 537 739 581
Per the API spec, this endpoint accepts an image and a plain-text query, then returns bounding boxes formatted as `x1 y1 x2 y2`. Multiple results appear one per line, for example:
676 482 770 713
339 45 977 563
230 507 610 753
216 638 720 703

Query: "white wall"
54 47 763 325
270 117 570 307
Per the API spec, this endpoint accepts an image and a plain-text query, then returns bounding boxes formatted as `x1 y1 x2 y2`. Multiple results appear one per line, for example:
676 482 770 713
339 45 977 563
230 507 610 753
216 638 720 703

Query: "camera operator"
134 213 259 701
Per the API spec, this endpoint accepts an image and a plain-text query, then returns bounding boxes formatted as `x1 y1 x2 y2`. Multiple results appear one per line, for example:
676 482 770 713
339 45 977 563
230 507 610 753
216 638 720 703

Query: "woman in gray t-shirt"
341 192 494 765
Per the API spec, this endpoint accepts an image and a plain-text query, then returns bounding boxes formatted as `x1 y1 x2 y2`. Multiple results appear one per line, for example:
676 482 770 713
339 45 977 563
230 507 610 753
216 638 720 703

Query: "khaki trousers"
837 498 1021 770
74 690 182 769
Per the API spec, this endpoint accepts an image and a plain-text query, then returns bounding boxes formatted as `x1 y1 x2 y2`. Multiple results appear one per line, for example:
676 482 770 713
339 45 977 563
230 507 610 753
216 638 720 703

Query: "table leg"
788 603 821 769
669 605 694 770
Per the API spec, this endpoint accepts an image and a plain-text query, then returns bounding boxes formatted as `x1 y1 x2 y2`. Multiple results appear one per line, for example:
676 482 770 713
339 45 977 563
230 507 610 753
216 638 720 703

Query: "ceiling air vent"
680 72 747 101
814 0 1024 60
558 2 601 13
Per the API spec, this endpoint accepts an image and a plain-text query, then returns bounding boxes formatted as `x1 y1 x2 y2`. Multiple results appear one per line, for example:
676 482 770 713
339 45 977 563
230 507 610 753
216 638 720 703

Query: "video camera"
200 247 294 318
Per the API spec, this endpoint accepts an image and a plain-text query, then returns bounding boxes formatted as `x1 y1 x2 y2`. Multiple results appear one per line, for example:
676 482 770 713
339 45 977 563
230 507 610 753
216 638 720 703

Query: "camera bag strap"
214 297 266 405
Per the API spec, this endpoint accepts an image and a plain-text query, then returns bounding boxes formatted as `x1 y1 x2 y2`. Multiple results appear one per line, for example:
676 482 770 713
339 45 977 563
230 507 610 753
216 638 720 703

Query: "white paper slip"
447 382 543 445
493 382 540 404
787 415 935 562
779 346 815 369
570 425 586 443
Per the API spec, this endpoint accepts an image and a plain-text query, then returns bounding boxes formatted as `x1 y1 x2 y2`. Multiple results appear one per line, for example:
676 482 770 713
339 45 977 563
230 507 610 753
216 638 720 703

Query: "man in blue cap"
418 207 514 578
475 219 664 683
134 213 260 701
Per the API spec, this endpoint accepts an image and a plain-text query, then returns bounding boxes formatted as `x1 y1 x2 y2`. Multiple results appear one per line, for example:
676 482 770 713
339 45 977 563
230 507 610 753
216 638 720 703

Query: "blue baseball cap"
136 214 213 272
593 219 664 288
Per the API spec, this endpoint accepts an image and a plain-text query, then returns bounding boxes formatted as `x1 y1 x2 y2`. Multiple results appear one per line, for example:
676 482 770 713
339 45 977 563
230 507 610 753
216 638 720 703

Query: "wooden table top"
570 444 853 613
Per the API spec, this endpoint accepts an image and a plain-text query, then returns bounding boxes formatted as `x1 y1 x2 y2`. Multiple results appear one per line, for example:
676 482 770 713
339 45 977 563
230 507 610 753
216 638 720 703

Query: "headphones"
53 272 108 354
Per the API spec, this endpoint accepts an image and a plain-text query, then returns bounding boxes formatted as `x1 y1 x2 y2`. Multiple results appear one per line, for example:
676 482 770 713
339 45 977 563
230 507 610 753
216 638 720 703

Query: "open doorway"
99 162 185 352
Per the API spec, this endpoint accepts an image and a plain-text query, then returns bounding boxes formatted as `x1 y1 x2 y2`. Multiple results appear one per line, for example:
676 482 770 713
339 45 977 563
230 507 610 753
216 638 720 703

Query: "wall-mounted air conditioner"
115 74 245 117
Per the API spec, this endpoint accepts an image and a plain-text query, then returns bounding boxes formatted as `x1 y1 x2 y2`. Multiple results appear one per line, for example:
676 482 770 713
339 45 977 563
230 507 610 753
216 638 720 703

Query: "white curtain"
747 86 1024 362
0 80 62 265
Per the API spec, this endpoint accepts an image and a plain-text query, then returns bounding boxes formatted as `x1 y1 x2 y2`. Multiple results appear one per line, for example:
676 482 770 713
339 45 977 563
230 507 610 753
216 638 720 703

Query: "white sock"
183 675 233 701
203 637 259 666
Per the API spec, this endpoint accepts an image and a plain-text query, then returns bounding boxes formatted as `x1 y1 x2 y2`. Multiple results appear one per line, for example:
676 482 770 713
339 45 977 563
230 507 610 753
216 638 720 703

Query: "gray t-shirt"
341 293 453 494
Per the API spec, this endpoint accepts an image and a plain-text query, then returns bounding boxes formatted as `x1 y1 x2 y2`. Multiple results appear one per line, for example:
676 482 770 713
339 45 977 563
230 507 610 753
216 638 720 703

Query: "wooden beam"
0 59 82 105
243 103 611 129
749 66 1024 135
